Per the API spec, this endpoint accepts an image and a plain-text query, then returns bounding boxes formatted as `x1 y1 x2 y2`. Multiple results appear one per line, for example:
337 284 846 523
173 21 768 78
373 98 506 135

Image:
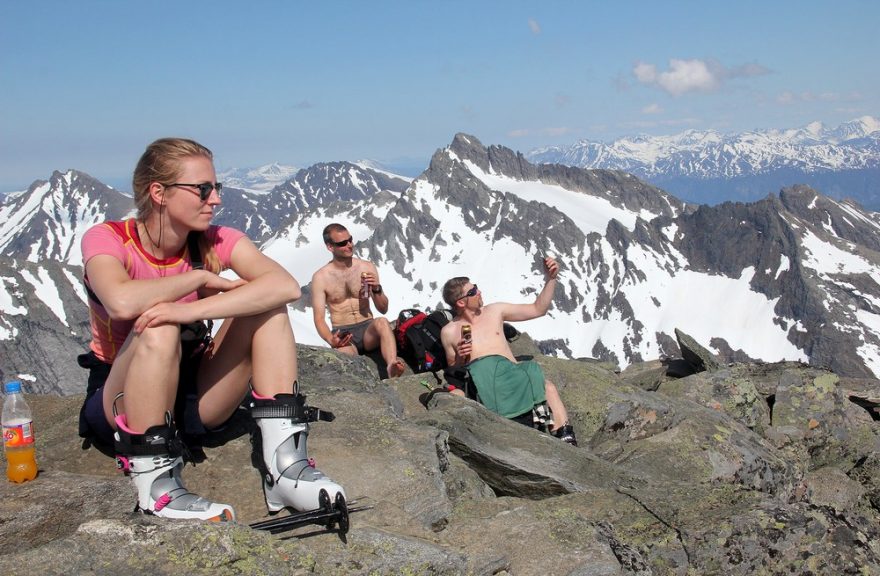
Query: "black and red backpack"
394 308 453 373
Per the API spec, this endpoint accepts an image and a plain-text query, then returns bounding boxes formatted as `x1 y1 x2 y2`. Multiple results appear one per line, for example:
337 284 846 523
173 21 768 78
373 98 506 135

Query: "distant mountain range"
527 116 880 209
216 163 299 194
1 133 879 395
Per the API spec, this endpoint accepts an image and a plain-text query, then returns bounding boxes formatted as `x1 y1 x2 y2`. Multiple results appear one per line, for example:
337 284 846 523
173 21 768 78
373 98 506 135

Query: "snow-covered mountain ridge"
1 135 879 394
527 116 880 209
528 116 880 178
216 163 299 194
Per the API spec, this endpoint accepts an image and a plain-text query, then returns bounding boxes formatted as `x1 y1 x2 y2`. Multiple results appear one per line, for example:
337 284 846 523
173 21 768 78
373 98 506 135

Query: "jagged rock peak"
442 133 687 219
446 133 535 180
779 184 880 252
449 132 489 169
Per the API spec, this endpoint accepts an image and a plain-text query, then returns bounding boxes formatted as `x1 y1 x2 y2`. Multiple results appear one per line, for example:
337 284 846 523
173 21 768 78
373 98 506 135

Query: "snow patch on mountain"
462 158 656 233
355 161 415 183
217 163 299 193
0 276 25 339
0 181 51 249
799 229 876 277
20 267 69 327
857 310 880 373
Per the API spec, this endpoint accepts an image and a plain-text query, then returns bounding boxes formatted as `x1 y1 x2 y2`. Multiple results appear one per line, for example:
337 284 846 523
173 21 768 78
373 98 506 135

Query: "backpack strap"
407 327 431 371
187 232 203 270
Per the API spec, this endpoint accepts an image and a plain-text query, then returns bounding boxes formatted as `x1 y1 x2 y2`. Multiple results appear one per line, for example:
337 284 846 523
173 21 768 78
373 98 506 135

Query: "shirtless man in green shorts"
311 223 406 378
439 257 577 445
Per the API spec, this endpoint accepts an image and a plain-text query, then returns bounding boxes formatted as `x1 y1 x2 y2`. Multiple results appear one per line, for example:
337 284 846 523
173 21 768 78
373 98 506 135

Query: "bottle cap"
4 381 22 394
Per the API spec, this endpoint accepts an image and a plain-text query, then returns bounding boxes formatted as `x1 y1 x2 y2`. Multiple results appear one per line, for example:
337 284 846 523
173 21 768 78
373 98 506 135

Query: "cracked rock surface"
2 339 879 575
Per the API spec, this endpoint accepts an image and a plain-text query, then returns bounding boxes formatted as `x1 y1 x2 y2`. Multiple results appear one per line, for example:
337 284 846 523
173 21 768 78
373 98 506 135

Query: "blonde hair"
132 138 221 273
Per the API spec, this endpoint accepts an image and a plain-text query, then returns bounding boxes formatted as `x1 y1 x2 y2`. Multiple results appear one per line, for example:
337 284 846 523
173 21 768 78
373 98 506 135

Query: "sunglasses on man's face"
166 182 223 202
329 236 354 248
457 284 478 301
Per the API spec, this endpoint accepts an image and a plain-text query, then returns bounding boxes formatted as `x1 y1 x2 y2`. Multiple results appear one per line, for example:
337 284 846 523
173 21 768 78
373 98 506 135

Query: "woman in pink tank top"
78 138 346 523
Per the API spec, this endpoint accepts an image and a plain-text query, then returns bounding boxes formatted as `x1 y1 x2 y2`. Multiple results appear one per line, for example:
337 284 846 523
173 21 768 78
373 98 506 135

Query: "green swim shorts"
468 355 547 418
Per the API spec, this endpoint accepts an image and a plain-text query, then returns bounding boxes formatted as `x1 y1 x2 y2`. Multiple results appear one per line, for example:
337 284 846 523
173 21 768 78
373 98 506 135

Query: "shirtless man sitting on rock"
439 257 577 445
311 222 406 378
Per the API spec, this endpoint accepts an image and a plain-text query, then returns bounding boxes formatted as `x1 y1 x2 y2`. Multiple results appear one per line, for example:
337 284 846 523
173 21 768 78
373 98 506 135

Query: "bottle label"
3 421 34 449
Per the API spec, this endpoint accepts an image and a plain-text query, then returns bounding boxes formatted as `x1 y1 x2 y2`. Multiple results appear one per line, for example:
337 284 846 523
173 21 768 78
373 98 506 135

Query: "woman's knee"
134 324 181 360
239 305 291 332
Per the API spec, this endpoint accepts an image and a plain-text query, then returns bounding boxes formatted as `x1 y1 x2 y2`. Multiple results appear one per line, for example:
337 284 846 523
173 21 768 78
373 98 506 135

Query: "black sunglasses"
166 182 223 201
457 284 478 300
329 236 354 248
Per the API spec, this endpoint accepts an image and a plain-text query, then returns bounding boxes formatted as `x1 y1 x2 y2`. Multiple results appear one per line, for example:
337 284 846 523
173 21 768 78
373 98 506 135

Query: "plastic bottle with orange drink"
3 381 38 483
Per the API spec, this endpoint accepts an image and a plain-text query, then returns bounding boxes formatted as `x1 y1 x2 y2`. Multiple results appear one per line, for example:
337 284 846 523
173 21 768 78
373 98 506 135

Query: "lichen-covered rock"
590 393 793 494
619 359 668 392
2 345 879 575
770 369 878 471
657 367 770 434
797 466 865 514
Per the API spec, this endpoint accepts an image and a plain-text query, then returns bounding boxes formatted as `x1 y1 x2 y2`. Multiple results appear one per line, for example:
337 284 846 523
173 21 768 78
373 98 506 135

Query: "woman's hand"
198 273 248 298
134 301 200 333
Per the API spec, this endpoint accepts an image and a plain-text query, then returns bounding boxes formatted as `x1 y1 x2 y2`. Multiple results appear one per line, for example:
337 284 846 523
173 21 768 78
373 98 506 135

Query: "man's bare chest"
325 270 363 302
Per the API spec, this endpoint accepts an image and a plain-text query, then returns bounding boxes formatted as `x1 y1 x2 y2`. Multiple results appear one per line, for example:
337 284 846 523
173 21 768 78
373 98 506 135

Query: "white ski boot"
250 392 346 513
114 413 235 521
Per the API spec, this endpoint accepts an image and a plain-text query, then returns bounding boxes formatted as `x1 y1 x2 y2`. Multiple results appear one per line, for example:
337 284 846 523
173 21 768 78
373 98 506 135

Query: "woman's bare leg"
196 306 297 428
102 324 181 432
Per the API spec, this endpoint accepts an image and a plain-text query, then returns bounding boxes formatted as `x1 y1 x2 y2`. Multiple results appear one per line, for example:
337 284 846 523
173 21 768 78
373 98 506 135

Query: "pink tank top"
81 219 245 363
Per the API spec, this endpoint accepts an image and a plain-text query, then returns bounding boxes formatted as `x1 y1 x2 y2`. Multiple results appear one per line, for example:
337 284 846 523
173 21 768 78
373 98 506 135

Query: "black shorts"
333 319 372 355
78 322 211 447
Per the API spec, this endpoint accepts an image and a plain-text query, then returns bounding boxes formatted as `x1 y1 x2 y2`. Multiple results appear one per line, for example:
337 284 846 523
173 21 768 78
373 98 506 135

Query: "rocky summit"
2 331 879 575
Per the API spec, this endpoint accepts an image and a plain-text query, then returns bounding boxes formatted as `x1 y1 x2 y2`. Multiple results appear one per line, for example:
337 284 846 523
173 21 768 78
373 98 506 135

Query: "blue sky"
2 0 878 191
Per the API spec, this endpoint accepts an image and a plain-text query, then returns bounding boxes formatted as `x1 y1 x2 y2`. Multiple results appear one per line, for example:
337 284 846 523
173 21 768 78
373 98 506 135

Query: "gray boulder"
674 328 722 373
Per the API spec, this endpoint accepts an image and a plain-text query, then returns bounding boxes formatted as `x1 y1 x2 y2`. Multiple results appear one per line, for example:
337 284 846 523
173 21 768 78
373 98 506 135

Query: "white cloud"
634 58 770 97
728 62 771 78
508 128 530 138
633 62 657 84
641 103 663 115
528 18 541 34
777 91 796 105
